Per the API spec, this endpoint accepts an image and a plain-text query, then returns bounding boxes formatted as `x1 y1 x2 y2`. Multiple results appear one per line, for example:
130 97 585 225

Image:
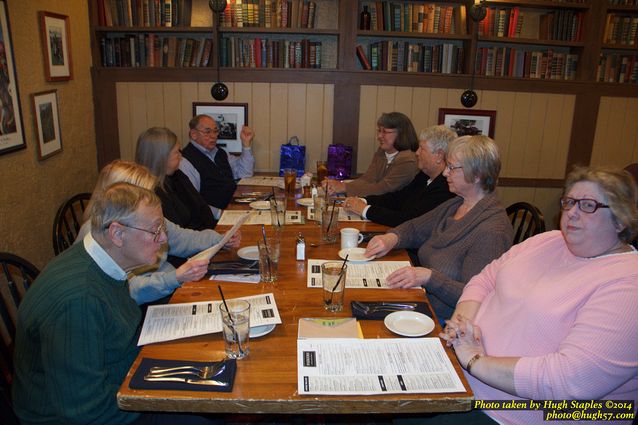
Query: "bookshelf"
598 1 638 83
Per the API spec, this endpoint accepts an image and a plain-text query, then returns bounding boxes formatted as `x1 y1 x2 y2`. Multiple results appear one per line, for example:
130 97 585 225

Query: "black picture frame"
192 102 248 153
438 108 496 139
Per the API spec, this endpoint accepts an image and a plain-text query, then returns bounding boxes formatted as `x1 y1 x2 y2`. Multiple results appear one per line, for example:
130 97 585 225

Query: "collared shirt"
83 232 128 281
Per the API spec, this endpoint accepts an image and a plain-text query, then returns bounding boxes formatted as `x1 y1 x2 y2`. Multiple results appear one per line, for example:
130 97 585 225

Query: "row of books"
479 7 583 42
355 42 464 74
97 0 192 27
219 37 322 68
100 34 212 67
603 14 638 46
219 0 318 28
597 53 638 83
475 47 577 80
608 0 638 5
360 2 467 35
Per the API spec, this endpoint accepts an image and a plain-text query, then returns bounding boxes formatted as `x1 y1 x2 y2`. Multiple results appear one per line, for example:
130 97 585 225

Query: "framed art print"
39 11 73 81
32 90 63 160
192 102 248 153
0 0 25 156
438 108 496 139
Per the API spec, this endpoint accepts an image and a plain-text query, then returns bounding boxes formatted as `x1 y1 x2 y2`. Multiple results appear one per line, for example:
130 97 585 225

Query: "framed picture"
0 0 25 156
31 90 63 160
39 11 73 81
192 102 248 153
438 108 496 139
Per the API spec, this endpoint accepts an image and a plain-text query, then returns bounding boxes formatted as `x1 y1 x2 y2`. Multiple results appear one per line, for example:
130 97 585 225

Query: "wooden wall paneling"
590 97 625 167
520 93 548 178
533 187 563 231
333 82 360 171
489 91 515 177
162 83 182 140
116 82 132 161
426 88 448 128
321 84 334 162
94 75 120 168
536 94 572 179
270 84 288 171
252 83 271 172
554 95 575 178
305 84 327 169
565 91 599 172
126 84 150 160
196 82 213 102
616 99 638 166
410 87 432 135
287 84 309 144
179 83 199 145
393 86 414 118
357 86 379 173
444 89 464 110
504 92 531 177
145 83 166 128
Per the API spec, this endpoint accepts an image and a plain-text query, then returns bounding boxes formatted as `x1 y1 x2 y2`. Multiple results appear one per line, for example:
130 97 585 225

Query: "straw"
271 188 281 227
328 254 348 305
260 225 272 278
326 199 337 233
218 285 245 356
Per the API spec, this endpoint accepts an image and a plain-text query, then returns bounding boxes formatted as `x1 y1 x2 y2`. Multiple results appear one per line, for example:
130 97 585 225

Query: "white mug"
340 228 364 250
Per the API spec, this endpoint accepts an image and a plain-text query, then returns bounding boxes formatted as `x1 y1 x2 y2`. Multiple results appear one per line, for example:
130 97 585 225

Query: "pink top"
459 231 638 425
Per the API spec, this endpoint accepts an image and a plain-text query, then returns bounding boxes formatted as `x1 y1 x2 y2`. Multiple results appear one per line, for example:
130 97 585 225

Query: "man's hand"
343 197 366 216
175 258 209 283
225 230 241 248
240 126 254 148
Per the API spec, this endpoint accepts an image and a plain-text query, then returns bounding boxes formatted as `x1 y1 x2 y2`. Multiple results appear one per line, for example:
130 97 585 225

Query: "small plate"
338 248 375 263
241 191 266 197
296 197 313 207
384 311 434 337
237 246 259 261
249 201 271 210
250 324 276 338
235 197 257 204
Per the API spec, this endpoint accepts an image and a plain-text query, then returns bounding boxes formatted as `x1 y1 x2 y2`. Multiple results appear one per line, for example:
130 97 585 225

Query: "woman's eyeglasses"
376 127 397 135
446 163 463 172
559 197 609 214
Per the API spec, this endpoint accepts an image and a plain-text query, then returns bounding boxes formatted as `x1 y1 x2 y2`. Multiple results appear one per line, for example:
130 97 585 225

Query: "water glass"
313 195 325 225
321 204 339 242
258 239 280 283
283 168 297 196
322 262 347 312
219 299 250 359
316 160 328 185
269 195 286 228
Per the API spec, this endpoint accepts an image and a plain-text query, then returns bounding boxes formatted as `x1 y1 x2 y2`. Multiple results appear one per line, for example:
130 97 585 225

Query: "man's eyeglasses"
195 127 220 136
120 221 167 242
559 197 610 214
376 127 397 135
446 163 463 172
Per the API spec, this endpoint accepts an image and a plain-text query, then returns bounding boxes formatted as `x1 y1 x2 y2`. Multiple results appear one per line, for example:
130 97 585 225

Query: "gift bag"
327 143 353 179
279 136 306 177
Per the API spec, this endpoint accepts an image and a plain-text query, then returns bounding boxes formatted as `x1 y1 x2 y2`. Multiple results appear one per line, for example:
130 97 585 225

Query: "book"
355 44 371 70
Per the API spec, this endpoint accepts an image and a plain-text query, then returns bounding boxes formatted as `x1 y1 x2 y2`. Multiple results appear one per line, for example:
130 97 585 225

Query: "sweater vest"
181 143 237 209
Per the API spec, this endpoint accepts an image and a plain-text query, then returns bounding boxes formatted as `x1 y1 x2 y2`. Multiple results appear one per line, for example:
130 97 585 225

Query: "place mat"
351 301 433 321
129 358 236 392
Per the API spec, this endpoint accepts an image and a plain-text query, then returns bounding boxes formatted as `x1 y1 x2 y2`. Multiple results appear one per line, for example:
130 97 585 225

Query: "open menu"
306 259 411 288
297 338 465 395
137 293 281 346
190 211 252 261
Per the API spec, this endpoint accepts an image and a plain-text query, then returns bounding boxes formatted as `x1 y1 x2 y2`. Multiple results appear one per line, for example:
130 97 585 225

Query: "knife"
144 376 228 386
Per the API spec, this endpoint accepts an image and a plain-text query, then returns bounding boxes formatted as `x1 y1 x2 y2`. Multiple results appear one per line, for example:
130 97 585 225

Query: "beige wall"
590 96 638 168
0 0 97 268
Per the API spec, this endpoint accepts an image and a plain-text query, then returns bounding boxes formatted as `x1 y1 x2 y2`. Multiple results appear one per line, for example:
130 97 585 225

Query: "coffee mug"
340 228 364 250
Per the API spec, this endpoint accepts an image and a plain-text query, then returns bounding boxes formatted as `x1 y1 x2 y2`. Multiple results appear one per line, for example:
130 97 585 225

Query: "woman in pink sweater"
441 167 638 425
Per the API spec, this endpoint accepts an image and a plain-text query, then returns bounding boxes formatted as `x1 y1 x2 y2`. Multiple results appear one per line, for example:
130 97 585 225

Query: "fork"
351 301 417 314
147 362 226 379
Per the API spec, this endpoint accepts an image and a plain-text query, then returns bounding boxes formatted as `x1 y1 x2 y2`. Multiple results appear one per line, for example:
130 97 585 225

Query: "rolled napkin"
129 358 236 392
351 301 433 321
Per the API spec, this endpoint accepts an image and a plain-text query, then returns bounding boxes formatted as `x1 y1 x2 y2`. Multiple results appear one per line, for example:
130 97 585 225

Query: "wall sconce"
461 0 487 108
209 0 229 100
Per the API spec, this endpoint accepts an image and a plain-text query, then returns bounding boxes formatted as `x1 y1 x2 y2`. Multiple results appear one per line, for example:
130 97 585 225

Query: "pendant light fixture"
461 0 487 108
209 0 229 100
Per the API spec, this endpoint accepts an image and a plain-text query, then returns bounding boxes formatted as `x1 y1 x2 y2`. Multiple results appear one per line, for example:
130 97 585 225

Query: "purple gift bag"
327 144 353 179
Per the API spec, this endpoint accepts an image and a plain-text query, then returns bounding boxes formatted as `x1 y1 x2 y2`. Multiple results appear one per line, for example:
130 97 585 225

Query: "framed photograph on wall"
32 90 63 160
438 108 496 139
0 0 26 156
39 11 73 81
192 102 248 153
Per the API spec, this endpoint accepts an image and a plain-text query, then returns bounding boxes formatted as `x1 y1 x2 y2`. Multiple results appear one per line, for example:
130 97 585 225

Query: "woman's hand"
175 258 210 283
365 233 398 258
343 197 366 216
225 230 241 248
443 315 486 369
386 266 432 289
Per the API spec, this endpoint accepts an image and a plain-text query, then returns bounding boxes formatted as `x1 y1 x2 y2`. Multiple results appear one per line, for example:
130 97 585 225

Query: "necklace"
589 241 632 258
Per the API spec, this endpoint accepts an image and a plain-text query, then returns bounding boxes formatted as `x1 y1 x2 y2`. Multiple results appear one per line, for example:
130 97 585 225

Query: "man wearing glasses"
180 114 255 218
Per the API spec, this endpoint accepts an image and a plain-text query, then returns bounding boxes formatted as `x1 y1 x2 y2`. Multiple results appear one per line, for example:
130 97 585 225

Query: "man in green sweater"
12 183 213 424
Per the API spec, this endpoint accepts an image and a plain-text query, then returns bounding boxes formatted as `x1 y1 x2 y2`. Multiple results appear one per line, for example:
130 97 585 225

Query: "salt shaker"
296 233 305 261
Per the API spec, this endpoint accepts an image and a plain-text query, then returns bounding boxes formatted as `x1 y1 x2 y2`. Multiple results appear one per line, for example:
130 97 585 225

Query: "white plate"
235 197 257 203
296 197 313 207
338 248 375 263
249 201 271 210
237 246 259 261
250 324 276 338
384 311 435 337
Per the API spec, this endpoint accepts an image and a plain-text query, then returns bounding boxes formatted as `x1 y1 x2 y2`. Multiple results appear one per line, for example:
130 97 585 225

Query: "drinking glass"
316 161 328 185
283 168 297 196
322 262 347 312
219 300 250 359
258 239 280 283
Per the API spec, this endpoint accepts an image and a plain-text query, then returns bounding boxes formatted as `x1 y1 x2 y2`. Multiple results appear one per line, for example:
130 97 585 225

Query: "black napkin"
208 260 259 275
351 301 433 320
359 231 385 243
129 358 236 392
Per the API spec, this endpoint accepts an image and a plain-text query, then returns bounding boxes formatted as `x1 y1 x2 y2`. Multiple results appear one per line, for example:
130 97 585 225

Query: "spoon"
309 241 334 248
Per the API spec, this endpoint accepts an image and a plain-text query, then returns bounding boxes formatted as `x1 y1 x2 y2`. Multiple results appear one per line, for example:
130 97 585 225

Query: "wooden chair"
0 252 39 425
52 192 91 255
506 202 546 245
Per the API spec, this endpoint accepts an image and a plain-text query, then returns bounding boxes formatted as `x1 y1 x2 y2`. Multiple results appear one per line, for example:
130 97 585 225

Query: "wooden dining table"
117 184 474 415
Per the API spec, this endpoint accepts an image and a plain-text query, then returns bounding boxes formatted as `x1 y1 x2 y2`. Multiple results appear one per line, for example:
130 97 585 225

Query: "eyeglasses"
120 221 167 242
446 163 463 172
559 197 610 214
195 127 220 136
376 127 397 135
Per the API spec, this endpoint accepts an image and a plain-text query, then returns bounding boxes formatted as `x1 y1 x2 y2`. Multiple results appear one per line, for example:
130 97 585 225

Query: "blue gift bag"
279 136 306 177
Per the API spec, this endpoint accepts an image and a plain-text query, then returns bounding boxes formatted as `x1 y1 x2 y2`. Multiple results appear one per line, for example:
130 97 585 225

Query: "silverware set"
351 301 417 315
144 361 228 386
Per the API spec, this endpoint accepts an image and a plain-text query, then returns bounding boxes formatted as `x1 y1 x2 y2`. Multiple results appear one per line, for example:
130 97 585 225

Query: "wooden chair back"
52 192 91 255
506 202 546 245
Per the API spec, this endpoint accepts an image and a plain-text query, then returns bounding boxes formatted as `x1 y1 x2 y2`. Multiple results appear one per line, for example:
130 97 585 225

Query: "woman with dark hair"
325 112 419 197
135 127 217 231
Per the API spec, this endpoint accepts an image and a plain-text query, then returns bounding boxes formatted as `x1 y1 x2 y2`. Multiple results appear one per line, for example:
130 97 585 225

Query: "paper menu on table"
306 259 411 288
218 210 303 226
137 293 281 346
190 211 252 261
297 338 465 395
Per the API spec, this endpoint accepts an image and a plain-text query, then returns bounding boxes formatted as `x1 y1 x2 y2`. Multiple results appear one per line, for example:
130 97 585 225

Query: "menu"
306 259 411 288
137 293 282 346
238 176 287 188
297 338 465 395
218 210 303 226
